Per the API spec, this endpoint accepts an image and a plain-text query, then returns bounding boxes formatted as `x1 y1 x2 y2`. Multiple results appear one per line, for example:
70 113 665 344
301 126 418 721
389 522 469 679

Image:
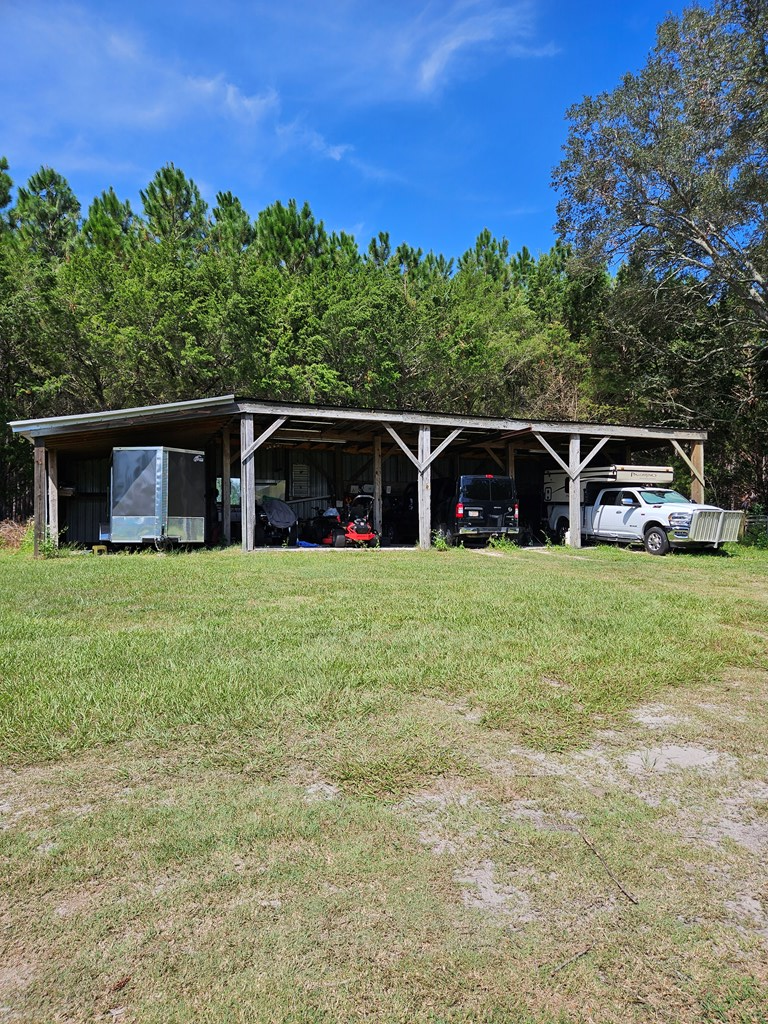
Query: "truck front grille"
688 510 744 544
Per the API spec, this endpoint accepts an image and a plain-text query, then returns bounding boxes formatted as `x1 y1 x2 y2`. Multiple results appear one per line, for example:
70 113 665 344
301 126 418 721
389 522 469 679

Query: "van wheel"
644 526 669 556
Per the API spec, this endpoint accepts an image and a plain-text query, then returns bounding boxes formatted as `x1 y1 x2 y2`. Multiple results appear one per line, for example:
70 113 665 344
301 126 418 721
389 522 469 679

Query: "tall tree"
553 0 768 337
458 228 511 285
210 191 254 253
81 188 136 251
392 242 423 301
366 231 391 268
12 166 80 259
140 163 208 246
254 199 327 274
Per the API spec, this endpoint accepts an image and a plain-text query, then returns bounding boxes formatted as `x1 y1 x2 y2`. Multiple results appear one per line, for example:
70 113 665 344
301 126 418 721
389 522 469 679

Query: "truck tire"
643 526 669 556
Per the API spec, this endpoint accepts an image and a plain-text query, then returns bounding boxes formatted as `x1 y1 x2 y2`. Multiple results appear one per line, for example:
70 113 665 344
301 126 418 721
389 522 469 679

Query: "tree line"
1 0 765 516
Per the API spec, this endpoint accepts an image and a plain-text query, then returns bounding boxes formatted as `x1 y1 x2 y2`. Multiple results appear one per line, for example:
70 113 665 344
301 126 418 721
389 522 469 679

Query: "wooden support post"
47 449 59 548
204 441 216 546
222 428 231 545
506 444 516 478
33 441 46 557
418 425 431 550
671 439 705 503
568 434 582 549
240 414 255 552
373 434 382 534
691 442 705 504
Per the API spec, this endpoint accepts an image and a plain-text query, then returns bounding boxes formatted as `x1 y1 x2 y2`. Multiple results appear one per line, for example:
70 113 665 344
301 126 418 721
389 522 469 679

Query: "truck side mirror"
621 496 635 506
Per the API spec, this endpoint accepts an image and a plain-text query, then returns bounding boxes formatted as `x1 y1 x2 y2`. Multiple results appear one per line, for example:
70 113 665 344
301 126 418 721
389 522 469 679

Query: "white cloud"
105 32 140 62
1 0 556 196
2 4 279 140
415 4 558 92
276 121 352 162
246 0 557 103
185 76 279 124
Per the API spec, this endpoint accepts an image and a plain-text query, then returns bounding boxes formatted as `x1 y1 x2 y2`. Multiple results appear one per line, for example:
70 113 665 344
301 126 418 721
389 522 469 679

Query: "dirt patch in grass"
2 549 768 1021
2 673 768 1022
624 743 732 774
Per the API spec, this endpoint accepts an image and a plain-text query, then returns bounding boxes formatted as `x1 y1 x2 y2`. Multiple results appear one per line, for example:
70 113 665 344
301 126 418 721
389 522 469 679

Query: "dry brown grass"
0 518 29 550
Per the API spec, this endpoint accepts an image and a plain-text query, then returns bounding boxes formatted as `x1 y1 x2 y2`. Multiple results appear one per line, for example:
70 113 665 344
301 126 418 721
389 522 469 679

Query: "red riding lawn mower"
308 499 379 548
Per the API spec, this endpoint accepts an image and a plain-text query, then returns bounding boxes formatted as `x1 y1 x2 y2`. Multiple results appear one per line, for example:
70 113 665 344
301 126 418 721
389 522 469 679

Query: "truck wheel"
644 526 669 556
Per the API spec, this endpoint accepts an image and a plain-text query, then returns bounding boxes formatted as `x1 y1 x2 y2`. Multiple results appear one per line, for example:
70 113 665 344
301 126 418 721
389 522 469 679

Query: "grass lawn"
1 543 767 1022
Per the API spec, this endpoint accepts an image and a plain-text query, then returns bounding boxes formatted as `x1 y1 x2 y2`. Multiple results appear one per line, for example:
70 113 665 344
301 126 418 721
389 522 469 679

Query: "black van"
433 474 519 545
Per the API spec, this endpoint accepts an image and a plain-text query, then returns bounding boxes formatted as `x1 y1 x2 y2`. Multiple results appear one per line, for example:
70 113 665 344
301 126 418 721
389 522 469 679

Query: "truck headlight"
668 512 692 527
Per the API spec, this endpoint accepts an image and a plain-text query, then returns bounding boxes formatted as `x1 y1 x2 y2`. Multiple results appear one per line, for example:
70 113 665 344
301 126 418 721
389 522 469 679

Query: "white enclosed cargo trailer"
104 446 206 546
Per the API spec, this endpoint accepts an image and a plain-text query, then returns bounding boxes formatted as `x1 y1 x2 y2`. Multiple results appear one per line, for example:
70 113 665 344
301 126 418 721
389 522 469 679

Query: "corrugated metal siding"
286 451 334 521
59 456 110 545
54 445 519 546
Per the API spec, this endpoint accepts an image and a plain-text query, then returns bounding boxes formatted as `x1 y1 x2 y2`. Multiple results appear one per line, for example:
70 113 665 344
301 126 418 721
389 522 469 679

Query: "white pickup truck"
543 465 744 555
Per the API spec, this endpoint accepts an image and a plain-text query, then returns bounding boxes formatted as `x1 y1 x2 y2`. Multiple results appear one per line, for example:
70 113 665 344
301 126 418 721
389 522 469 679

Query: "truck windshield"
638 489 690 504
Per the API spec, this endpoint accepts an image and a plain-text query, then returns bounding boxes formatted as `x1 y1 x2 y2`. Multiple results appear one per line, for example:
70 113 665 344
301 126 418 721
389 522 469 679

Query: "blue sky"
3 0 688 261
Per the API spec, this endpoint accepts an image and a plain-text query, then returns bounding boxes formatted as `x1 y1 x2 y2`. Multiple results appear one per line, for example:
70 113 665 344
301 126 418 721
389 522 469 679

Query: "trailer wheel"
644 526 669 556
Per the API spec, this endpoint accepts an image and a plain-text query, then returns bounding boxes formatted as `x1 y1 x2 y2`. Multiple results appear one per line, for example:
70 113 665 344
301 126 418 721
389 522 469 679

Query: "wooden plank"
373 434 382 534
47 449 59 547
483 444 505 470
423 428 463 470
236 400 708 442
576 436 611 476
241 416 287 463
568 434 582 549
691 441 705 503
506 444 516 477
670 439 706 496
533 432 571 477
383 422 421 470
418 425 431 550
34 441 46 557
240 414 255 552
222 428 231 544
